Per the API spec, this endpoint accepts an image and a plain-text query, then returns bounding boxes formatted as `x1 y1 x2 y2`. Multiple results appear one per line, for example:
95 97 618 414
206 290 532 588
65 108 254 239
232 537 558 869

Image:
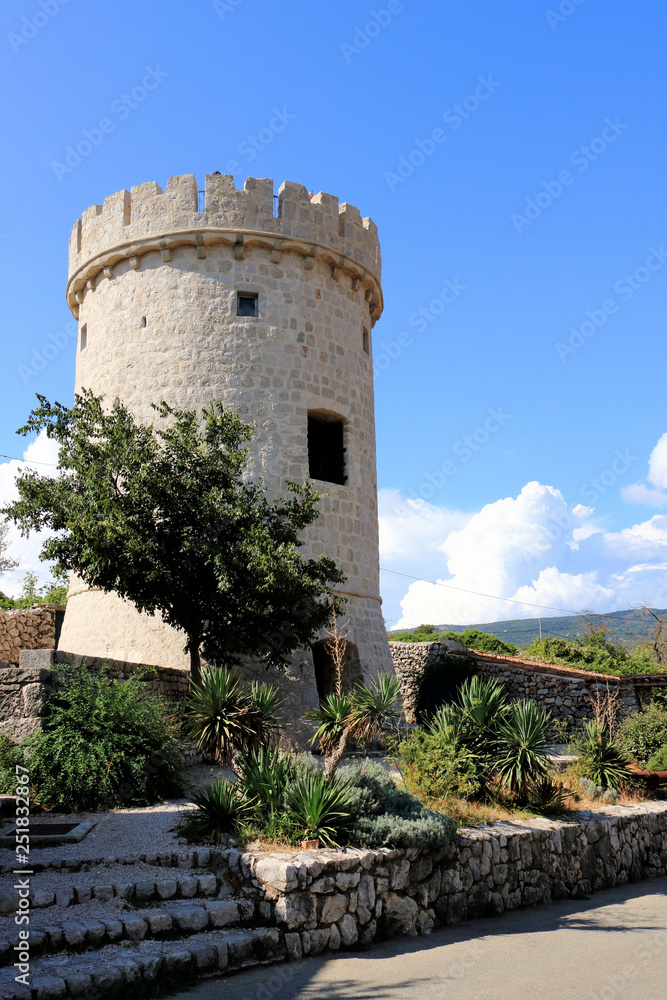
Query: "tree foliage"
2 392 345 682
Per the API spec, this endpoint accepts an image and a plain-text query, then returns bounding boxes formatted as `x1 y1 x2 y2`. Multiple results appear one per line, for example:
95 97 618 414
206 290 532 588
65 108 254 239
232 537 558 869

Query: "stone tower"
58 173 393 728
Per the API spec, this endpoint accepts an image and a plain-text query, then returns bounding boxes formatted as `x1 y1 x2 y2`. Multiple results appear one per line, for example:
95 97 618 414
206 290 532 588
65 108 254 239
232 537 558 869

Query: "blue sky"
1 0 667 628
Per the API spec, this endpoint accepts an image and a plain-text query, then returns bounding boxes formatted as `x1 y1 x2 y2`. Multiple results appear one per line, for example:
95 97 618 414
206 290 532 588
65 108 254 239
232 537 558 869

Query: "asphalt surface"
172 880 667 1000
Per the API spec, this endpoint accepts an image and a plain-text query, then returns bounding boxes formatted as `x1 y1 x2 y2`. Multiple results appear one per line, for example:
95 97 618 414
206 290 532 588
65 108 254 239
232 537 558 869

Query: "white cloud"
0 432 60 597
380 481 667 630
622 432 667 507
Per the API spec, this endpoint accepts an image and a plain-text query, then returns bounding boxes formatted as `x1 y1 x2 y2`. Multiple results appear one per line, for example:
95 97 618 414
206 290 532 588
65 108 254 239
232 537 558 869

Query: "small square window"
237 292 259 317
80 324 87 351
362 327 370 355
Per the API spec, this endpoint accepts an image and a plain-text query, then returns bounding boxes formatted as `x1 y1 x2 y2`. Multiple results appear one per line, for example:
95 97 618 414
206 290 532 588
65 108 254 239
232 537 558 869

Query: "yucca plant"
352 674 400 744
304 692 355 756
184 666 282 763
576 719 633 790
305 673 400 779
238 746 295 839
180 778 249 843
494 701 552 800
287 771 353 847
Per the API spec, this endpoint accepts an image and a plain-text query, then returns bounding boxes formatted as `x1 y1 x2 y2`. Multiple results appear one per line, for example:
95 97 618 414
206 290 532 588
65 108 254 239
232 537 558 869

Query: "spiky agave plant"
304 693 355 756
350 674 400 744
180 778 250 844
238 746 295 839
494 700 553 801
184 666 282 763
577 719 633 790
287 771 353 847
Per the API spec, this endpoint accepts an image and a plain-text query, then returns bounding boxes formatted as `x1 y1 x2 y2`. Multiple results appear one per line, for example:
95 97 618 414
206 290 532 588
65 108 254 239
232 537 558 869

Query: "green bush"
525 631 663 676
646 745 667 771
444 629 518 656
389 624 517 655
340 758 456 850
400 677 554 807
24 664 185 810
616 703 667 765
0 735 24 794
398 726 479 801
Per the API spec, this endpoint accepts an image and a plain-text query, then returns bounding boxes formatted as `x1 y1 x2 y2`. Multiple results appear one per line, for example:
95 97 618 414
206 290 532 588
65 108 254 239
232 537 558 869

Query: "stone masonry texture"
390 640 667 722
0 604 61 668
58 173 394 727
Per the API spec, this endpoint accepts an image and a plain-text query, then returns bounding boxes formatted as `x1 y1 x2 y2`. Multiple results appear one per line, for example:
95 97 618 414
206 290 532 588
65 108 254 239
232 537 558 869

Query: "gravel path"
0 764 231 872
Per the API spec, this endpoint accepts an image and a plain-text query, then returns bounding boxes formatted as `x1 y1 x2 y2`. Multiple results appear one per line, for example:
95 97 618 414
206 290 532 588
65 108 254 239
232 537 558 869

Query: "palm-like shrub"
287 771 353 847
238 746 295 839
576 719 633 790
305 672 400 778
180 779 249 843
305 693 355 755
494 701 552 798
184 666 282 763
352 675 400 743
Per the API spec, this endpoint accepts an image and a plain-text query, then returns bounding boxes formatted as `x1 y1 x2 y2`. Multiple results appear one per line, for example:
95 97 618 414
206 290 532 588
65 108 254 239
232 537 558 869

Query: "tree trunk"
323 725 352 781
189 643 203 688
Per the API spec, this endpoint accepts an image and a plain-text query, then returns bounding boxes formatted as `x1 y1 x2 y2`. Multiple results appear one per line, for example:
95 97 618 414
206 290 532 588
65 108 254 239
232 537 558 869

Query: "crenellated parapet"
66 174 383 323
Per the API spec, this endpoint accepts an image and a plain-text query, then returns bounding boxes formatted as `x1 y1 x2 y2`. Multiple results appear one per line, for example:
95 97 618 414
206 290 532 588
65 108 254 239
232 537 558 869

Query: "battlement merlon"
66 174 383 324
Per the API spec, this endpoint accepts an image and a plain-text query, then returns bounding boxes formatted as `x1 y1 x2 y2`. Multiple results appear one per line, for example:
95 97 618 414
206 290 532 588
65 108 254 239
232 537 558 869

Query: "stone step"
0 896 257 967
0 926 284 999
1 869 233 915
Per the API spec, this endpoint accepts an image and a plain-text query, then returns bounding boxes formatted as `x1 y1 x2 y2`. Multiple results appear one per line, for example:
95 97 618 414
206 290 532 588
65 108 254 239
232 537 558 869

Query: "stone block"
275 891 317 929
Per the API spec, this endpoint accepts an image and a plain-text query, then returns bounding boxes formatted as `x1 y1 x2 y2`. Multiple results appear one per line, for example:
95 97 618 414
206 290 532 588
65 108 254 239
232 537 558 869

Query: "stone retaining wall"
247 803 667 950
0 604 63 667
0 665 51 741
0 650 191 741
390 640 667 722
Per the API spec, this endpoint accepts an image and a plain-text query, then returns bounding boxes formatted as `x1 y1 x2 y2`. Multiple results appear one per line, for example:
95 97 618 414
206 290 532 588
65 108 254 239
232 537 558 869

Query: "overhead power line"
0 453 58 468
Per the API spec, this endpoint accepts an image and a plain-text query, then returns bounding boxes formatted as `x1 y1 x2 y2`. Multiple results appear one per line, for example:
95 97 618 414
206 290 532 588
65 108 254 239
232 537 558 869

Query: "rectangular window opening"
80 324 87 351
139 316 147 328
308 414 346 485
237 292 259 317
362 327 370 355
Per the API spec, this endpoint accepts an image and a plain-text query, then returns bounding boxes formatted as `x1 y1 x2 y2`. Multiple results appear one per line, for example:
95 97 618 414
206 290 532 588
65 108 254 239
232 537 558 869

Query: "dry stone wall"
0 665 50 740
390 640 667 722
246 803 667 949
0 604 62 667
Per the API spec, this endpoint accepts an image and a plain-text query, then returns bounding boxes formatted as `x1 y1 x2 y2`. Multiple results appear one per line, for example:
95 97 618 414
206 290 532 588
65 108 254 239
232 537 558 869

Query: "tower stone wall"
58 173 393 732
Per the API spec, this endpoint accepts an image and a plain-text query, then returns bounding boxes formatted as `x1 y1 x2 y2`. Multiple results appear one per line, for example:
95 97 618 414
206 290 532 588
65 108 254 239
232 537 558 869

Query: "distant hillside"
388 608 667 650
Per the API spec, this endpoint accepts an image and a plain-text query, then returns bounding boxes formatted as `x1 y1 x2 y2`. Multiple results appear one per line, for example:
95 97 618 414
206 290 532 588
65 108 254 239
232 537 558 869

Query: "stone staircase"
0 848 286 999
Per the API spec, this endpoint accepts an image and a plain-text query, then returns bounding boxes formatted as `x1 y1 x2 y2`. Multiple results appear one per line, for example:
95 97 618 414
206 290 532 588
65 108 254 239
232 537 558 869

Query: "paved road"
173 881 667 1000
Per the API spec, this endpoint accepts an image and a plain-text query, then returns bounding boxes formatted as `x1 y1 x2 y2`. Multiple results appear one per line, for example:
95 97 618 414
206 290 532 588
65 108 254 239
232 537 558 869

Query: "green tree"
0 522 18 575
2 391 345 685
